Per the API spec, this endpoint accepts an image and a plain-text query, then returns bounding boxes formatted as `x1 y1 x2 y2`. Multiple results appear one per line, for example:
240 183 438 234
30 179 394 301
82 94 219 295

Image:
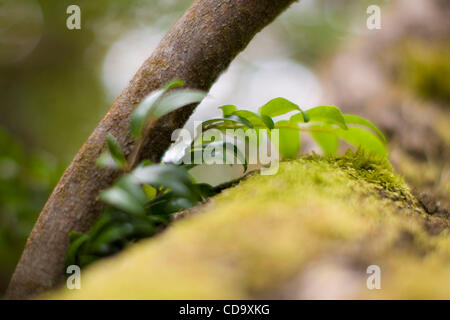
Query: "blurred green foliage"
0 127 63 294
0 0 189 162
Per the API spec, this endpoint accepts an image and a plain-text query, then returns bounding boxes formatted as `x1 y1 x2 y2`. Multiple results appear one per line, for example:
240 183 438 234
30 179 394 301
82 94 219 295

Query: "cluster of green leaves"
66 80 387 269
67 80 211 268
186 97 386 166
66 162 217 267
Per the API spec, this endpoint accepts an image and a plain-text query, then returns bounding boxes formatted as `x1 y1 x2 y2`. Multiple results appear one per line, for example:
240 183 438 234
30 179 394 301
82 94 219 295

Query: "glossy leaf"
343 114 386 143
130 88 166 139
96 134 127 169
232 110 267 128
275 120 301 159
106 134 126 165
131 164 195 198
164 78 185 90
259 97 309 121
305 105 347 130
96 152 121 169
99 184 146 216
290 112 309 123
116 175 147 205
261 115 275 129
65 232 89 266
336 127 387 156
89 223 135 253
152 89 206 119
200 116 253 131
143 184 157 199
309 124 338 156
219 105 237 117
130 79 205 139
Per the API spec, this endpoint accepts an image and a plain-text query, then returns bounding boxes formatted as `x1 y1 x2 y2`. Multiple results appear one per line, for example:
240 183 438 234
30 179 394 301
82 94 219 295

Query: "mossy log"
48 153 450 299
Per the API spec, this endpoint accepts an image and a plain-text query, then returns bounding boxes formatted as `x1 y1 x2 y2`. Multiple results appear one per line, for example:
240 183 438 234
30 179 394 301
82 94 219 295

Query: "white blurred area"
102 26 165 100
101 0 325 113
101 24 323 118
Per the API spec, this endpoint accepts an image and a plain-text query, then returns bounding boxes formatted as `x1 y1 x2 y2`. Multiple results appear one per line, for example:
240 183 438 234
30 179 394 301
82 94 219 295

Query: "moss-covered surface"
47 152 449 299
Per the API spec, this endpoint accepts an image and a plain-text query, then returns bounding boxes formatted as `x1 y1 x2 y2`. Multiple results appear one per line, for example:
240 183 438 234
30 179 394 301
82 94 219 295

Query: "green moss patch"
47 151 449 299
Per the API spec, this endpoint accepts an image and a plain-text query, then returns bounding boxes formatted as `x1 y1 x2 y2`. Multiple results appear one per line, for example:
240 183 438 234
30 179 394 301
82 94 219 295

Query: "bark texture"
7 0 297 299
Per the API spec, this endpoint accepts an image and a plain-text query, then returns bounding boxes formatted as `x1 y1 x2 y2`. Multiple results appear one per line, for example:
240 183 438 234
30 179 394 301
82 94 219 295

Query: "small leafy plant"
66 80 387 268
188 97 386 162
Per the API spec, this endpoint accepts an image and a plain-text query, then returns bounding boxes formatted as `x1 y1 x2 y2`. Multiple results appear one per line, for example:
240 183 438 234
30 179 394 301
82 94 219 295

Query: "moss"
46 151 449 299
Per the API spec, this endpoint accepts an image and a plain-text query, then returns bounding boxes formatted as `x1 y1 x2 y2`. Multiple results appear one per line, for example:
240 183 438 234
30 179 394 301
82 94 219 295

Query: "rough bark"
6 0 297 299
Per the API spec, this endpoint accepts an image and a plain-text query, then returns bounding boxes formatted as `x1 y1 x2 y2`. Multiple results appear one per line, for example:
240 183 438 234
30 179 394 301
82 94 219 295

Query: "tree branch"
6 0 297 299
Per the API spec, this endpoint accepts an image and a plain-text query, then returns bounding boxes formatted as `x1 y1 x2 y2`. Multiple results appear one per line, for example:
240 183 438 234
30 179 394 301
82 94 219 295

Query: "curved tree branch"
6 0 297 299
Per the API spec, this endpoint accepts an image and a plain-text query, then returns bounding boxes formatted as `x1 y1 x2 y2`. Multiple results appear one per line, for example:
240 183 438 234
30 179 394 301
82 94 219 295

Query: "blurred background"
0 0 448 296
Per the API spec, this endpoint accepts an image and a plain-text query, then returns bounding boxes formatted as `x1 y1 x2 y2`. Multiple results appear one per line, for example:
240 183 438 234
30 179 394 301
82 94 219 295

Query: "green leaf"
96 134 127 169
219 105 237 117
200 116 253 131
89 223 135 253
309 124 338 156
131 164 195 198
66 232 89 266
130 79 205 139
143 184 157 200
106 134 126 165
152 89 206 118
197 141 247 171
261 115 275 129
83 214 110 241
195 183 218 199
290 112 308 123
343 114 386 143
99 185 146 216
305 105 347 130
225 115 254 129
164 78 185 90
116 175 147 205
275 120 301 159
130 88 166 139
232 110 267 128
96 152 120 169
259 97 309 121
336 127 387 156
